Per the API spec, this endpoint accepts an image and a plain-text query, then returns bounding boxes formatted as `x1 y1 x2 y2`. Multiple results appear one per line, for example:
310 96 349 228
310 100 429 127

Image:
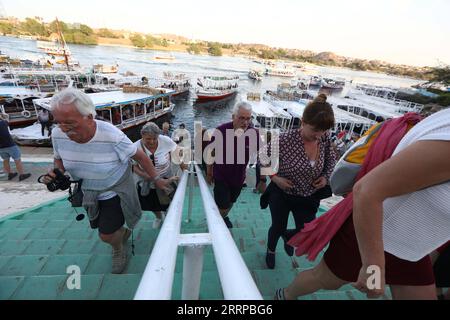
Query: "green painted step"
0 182 374 300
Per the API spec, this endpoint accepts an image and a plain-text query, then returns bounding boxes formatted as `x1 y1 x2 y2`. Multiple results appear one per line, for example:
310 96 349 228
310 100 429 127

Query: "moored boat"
248 69 263 81
321 77 346 89
13 86 176 145
0 86 52 128
265 65 296 78
93 63 119 74
309 75 322 86
195 75 239 102
160 72 191 98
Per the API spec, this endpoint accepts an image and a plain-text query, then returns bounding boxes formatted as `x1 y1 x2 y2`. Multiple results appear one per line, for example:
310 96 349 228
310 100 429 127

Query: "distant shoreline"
0 35 423 82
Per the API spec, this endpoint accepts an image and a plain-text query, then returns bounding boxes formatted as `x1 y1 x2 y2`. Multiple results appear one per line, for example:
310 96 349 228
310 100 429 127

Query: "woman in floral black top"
262 94 337 269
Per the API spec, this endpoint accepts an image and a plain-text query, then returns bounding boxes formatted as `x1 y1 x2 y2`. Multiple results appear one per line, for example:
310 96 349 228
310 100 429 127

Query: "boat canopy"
0 86 48 99
33 89 175 111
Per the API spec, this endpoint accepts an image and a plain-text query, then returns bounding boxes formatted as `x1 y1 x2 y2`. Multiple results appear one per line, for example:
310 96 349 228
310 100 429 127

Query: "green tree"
64 31 97 45
208 42 222 56
145 35 156 47
130 34 146 48
49 20 69 33
428 66 450 84
187 43 201 54
20 18 49 36
79 24 94 36
96 28 119 38
275 48 287 58
248 47 258 55
0 22 14 35
259 49 276 60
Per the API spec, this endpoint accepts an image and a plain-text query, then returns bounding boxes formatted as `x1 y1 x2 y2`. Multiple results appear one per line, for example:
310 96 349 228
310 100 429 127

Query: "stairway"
0 188 389 300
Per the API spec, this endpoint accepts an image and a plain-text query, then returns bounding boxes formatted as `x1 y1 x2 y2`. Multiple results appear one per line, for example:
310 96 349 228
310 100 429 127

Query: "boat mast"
55 17 70 71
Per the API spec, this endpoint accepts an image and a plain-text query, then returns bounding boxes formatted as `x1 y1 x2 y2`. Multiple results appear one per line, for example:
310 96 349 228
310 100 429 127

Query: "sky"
2 0 449 67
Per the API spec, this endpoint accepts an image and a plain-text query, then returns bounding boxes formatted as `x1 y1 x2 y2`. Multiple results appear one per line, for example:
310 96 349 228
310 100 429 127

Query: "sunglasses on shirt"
150 154 155 166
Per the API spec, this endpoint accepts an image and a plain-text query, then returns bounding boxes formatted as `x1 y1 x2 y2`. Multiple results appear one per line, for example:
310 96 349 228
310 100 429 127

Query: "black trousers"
267 184 320 252
40 121 52 136
255 163 261 188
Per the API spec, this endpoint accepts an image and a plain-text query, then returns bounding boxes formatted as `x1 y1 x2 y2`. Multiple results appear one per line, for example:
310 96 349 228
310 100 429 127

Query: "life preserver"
21 110 32 118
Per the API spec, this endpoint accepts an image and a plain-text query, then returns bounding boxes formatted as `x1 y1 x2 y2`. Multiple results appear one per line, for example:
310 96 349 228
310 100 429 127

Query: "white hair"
50 88 96 117
141 122 161 136
232 101 252 115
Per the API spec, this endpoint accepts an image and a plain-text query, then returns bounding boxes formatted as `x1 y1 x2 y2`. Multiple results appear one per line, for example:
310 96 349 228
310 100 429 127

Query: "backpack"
330 121 417 196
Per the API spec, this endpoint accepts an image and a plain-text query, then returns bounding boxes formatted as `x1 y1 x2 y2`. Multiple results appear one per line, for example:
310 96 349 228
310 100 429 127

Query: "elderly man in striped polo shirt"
43 88 169 274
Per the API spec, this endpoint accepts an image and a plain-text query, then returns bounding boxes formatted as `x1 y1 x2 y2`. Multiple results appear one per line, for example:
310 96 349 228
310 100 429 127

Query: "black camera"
38 169 85 221
43 168 71 192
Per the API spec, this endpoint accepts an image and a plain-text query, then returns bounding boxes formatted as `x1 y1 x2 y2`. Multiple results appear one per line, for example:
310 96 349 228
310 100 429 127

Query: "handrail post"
134 171 189 300
186 164 194 223
193 164 263 300
181 245 205 300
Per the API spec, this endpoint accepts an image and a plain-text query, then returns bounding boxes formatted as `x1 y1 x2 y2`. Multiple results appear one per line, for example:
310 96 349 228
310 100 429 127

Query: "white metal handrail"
194 164 263 300
134 169 189 300
134 163 262 300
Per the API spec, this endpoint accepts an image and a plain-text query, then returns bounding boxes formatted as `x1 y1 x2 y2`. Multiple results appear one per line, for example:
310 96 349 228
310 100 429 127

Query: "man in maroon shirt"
206 101 260 228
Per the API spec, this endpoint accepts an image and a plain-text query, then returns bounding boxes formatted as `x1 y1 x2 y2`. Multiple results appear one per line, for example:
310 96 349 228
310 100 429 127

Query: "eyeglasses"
56 122 77 130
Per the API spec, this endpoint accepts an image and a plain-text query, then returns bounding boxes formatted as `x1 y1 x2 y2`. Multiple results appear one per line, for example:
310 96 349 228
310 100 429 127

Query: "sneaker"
266 249 275 269
223 216 233 229
111 245 128 274
19 173 31 182
8 172 17 180
274 288 286 300
281 234 294 257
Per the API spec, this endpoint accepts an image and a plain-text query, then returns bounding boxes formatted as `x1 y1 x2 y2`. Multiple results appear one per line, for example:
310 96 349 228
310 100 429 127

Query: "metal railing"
134 163 262 300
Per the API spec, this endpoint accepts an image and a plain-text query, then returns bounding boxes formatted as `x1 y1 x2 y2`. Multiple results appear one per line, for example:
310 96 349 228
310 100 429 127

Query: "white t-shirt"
382 108 450 261
133 135 177 188
52 120 137 200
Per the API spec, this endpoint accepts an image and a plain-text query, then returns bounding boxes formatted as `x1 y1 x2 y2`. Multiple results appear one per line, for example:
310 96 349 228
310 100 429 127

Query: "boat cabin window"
146 99 154 114
155 98 163 110
135 102 145 117
122 105 134 121
1 98 22 113
162 96 170 108
22 98 38 112
111 106 121 125
1 97 36 115
96 109 111 122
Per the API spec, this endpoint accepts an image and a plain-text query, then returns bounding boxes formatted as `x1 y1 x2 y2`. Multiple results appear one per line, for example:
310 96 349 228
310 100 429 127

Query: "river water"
0 35 423 132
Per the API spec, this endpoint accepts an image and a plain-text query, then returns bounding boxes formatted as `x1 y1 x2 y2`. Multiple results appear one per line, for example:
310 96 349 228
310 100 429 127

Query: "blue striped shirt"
52 120 137 191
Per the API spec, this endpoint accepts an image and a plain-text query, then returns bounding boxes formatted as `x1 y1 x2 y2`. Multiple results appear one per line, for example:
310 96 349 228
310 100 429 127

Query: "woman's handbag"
260 182 275 209
156 177 178 206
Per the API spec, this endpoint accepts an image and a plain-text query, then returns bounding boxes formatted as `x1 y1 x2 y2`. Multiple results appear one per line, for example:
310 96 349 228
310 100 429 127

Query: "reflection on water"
172 94 238 133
